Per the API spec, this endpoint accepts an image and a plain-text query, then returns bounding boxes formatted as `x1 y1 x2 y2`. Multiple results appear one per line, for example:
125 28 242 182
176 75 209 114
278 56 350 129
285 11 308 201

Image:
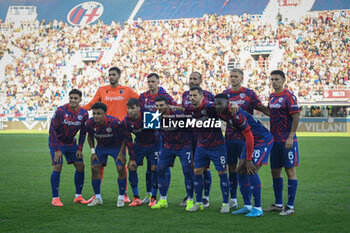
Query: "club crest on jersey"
120 89 124 95
77 115 83 120
279 97 284 103
240 93 246 99
106 127 112 133
67 1 104 26
66 114 69 117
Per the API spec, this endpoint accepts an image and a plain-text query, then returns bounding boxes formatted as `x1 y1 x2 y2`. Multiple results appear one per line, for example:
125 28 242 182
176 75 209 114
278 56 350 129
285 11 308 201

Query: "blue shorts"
158 147 192 168
194 144 227 172
241 139 274 165
49 144 82 165
135 143 161 166
94 146 124 167
270 140 300 169
226 139 245 166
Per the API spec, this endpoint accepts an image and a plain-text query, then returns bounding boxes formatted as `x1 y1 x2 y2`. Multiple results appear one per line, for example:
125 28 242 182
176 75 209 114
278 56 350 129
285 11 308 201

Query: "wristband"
91 148 96 154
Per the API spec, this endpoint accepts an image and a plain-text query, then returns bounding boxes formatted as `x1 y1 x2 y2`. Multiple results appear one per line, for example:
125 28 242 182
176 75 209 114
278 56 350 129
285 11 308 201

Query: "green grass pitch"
0 133 349 232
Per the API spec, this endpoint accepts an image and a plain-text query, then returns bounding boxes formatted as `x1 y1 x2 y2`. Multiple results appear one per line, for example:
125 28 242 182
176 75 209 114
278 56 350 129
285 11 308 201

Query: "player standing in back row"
223 68 269 209
83 67 139 203
181 71 214 208
138 73 177 204
264 70 300 216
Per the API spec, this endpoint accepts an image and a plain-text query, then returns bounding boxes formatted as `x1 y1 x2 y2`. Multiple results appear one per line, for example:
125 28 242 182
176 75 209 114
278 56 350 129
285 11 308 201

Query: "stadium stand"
311 0 350 11
135 0 269 20
0 0 349 117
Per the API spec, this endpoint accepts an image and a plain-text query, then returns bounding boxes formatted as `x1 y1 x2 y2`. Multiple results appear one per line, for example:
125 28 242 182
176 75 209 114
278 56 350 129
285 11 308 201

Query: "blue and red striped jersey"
158 109 191 150
268 89 300 142
185 100 224 148
139 87 177 112
182 89 214 108
85 115 124 147
219 109 273 147
223 87 261 140
122 110 161 160
49 104 88 151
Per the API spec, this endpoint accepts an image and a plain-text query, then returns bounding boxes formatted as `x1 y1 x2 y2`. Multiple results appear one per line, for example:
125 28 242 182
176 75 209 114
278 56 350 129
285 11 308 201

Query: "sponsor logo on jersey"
63 119 81 126
105 96 124 101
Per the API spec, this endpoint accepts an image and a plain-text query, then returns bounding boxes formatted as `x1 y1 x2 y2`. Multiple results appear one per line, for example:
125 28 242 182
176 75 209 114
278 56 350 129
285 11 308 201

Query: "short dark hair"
109 67 121 75
270 70 285 79
214 93 229 100
92 102 107 112
147 73 159 79
155 95 168 104
127 98 140 107
69 89 82 97
189 86 203 95
230 68 243 76
191 71 202 80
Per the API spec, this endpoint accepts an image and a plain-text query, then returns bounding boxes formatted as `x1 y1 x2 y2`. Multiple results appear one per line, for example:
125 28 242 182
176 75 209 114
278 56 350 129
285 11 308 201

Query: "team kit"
48 67 300 217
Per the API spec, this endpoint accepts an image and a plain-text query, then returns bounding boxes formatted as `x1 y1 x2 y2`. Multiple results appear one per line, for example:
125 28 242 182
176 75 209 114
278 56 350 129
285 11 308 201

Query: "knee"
205 167 210 172
271 169 282 178
193 168 203 175
53 164 62 172
91 165 100 174
151 165 157 171
218 171 226 176
117 165 126 177
285 167 297 179
75 162 84 172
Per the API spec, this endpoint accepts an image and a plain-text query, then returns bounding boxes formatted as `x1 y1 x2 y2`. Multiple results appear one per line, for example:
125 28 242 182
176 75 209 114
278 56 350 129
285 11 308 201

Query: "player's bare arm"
256 105 270 116
169 105 184 112
88 133 98 162
286 112 300 149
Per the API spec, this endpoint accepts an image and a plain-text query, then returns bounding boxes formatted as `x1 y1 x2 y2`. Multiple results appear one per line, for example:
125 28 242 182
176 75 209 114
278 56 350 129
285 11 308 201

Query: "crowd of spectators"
0 10 349 116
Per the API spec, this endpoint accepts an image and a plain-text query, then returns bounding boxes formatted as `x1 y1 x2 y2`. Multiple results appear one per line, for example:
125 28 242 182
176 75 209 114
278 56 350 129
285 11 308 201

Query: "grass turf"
0 134 349 232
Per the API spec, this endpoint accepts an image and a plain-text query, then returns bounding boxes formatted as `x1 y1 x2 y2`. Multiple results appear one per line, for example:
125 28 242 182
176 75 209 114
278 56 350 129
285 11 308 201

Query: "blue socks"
203 170 212 197
118 178 126 196
273 177 283 205
182 165 194 199
145 162 152 193
51 171 61 198
92 179 101 195
229 172 238 199
219 173 229 204
287 179 298 208
74 170 84 195
129 170 139 197
157 165 169 196
249 174 262 208
238 173 251 205
194 174 203 202
151 170 158 197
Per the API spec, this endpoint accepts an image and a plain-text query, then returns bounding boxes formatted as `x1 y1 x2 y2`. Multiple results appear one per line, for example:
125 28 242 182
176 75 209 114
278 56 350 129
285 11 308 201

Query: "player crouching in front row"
214 93 274 217
85 102 128 207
